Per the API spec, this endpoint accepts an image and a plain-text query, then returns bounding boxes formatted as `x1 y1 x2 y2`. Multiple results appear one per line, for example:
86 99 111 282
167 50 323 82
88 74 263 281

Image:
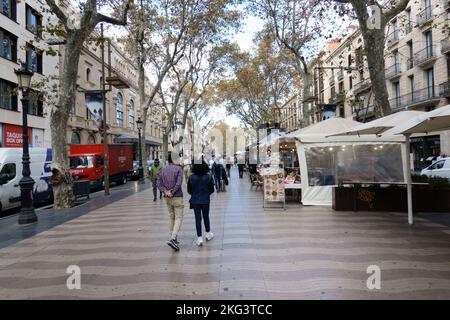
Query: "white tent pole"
404 133 413 225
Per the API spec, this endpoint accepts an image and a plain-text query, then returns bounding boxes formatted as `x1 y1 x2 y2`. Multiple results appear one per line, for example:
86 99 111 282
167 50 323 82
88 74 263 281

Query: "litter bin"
73 180 90 200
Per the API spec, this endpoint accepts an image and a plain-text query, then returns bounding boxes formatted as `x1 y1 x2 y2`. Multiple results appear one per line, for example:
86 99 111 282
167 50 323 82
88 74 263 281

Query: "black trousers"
192 203 211 237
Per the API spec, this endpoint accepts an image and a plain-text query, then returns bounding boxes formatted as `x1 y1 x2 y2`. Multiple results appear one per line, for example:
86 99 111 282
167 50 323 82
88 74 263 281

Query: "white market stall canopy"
328 111 424 136
291 117 407 206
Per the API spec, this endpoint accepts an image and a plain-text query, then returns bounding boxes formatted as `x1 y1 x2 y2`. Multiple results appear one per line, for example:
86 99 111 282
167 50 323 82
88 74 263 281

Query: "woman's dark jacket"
188 174 215 205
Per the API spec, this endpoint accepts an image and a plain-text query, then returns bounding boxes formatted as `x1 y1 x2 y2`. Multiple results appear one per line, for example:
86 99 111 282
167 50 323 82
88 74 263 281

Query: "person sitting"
251 172 263 190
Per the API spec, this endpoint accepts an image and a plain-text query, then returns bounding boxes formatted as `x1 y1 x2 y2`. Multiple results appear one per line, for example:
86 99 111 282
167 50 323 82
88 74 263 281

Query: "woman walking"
187 160 215 246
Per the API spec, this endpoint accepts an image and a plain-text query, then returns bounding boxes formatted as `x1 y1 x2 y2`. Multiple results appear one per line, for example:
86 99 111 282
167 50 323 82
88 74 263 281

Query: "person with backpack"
187 160 215 246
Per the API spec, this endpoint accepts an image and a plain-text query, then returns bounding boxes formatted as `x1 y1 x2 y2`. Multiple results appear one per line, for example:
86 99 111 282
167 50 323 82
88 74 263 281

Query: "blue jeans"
215 176 221 192
192 203 211 237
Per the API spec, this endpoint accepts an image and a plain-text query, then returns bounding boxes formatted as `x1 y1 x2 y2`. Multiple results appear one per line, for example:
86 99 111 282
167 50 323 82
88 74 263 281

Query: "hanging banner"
3 124 32 148
322 105 337 121
32 128 44 148
84 91 103 126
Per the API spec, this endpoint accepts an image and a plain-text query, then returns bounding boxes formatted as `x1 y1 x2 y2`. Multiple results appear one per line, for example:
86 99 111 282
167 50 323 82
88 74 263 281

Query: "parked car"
420 157 450 179
128 161 140 181
0 148 53 212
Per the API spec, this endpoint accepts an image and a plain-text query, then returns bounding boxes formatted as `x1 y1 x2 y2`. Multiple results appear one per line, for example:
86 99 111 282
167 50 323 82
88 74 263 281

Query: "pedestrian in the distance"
225 157 231 179
214 159 225 192
238 163 244 179
149 158 163 201
157 152 184 251
187 160 215 246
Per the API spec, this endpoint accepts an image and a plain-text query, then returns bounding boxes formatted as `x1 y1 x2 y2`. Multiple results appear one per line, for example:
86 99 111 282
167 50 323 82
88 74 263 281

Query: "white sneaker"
205 232 214 241
196 237 203 246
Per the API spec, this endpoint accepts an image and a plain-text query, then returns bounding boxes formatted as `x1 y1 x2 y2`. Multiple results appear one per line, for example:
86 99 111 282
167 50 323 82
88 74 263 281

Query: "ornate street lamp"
136 116 145 184
15 63 37 225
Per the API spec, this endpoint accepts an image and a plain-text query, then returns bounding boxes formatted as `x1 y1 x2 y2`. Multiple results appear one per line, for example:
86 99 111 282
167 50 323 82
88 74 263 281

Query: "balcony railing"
329 92 345 105
406 58 414 70
385 63 402 80
386 30 400 45
413 46 437 67
444 0 449 11
303 87 316 102
353 79 372 94
389 86 441 110
329 76 335 87
353 105 375 122
439 81 450 98
405 22 413 34
416 6 433 26
337 69 344 82
441 38 450 54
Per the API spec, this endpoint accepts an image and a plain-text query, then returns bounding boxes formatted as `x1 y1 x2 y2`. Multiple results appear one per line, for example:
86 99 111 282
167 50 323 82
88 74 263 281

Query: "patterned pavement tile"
1 168 450 299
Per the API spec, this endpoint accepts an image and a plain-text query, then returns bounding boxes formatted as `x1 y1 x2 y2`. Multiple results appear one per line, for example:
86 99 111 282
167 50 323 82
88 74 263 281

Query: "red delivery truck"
69 144 134 189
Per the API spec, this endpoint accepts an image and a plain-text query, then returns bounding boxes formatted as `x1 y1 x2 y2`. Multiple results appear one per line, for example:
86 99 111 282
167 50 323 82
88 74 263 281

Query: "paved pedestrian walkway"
1 168 450 299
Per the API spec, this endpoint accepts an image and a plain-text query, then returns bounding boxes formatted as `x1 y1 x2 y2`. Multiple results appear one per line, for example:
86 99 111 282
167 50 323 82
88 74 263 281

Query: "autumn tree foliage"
43 0 132 208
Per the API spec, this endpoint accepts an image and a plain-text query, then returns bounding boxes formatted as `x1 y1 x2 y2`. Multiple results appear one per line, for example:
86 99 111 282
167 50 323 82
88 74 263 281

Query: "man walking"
149 158 163 201
157 153 184 251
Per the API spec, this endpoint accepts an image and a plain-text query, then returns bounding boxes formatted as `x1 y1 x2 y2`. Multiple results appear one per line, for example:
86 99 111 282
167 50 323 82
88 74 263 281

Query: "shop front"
410 135 441 171
0 123 44 148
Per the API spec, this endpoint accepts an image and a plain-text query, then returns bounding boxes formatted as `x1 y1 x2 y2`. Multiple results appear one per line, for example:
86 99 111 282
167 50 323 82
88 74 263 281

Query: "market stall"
288 117 406 206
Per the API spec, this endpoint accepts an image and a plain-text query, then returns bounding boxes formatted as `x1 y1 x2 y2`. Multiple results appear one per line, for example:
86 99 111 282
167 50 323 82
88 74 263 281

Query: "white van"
420 157 450 179
0 148 53 212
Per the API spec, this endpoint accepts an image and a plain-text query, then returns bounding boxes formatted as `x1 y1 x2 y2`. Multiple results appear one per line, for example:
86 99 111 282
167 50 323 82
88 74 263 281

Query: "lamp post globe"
136 116 145 184
14 63 37 225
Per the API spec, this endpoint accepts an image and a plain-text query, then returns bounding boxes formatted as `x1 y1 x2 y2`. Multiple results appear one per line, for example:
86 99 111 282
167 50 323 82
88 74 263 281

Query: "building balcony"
416 6 433 27
444 0 449 11
389 86 441 111
303 87 317 102
386 30 400 46
406 58 414 70
68 115 87 130
441 38 450 54
329 92 345 105
385 63 403 80
413 46 437 68
405 22 413 35
337 69 344 82
329 77 335 87
439 81 450 98
353 105 375 122
353 79 372 95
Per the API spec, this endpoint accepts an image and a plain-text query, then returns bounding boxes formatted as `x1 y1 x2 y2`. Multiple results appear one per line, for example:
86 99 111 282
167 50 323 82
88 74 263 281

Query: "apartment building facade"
0 0 58 148
0 0 163 161
280 0 450 168
65 38 164 161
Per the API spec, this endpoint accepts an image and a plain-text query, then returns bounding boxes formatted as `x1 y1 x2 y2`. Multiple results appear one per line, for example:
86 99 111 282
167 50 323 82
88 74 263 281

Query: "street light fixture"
14 63 37 225
136 116 145 184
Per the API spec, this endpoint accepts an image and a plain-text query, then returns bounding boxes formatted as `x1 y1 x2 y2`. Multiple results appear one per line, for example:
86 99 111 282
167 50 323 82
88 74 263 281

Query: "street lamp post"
136 116 145 184
15 64 37 225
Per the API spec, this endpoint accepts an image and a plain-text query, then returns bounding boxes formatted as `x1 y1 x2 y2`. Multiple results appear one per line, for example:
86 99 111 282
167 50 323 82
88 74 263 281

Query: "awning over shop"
114 134 162 146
